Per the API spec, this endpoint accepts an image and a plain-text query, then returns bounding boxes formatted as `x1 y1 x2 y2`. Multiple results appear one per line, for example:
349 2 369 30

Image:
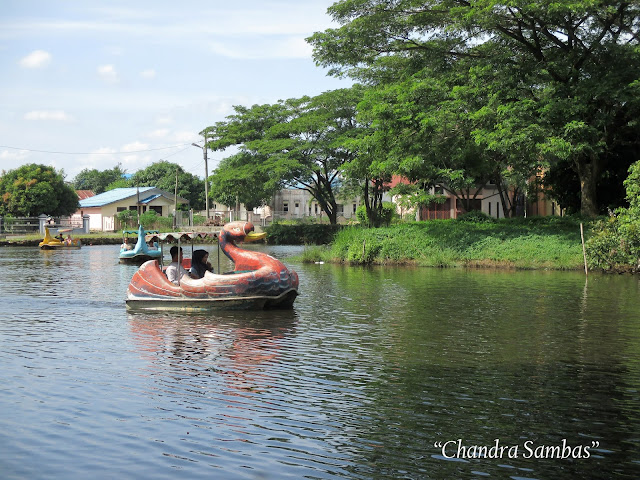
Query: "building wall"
271 188 361 222
78 195 187 231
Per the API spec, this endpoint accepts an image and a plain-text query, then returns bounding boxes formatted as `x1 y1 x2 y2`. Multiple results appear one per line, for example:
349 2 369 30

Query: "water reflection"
129 310 298 392
1 245 640 479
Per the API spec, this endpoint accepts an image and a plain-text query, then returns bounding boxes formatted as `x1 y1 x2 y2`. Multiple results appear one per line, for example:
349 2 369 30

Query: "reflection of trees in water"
128 310 298 395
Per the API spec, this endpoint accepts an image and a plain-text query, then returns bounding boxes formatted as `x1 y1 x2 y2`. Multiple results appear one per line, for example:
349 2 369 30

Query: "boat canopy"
144 232 218 243
124 229 159 236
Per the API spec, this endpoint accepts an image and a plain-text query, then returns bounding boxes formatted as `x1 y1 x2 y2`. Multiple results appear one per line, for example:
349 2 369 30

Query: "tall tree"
0 164 79 216
129 161 205 211
308 0 640 216
72 163 127 194
208 86 366 224
209 152 274 211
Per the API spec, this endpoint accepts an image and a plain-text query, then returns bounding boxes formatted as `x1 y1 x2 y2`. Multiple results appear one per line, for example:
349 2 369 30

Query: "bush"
585 160 640 272
355 202 396 227
265 222 343 245
457 211 496 223
586 210 640 272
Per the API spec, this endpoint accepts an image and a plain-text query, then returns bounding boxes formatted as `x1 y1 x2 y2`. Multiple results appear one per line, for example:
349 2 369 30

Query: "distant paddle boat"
39 227 82 250
119 224 162 265
126 221 298 311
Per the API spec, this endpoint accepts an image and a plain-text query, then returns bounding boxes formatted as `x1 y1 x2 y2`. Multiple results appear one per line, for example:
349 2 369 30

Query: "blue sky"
0 0 349 182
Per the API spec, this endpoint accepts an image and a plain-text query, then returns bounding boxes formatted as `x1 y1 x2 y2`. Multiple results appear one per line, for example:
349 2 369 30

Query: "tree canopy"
308 0 640 216
128 161 206 211
207 86 366 224
0 164 79 217
72 164 127 194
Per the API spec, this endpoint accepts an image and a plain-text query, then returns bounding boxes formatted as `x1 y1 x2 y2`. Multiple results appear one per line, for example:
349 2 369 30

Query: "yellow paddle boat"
39 227 82 250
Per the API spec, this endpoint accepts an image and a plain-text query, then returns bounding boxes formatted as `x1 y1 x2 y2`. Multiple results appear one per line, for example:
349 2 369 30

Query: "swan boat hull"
126 287 298 312
119 251 163 265
119 225 162 265
126 258 298 312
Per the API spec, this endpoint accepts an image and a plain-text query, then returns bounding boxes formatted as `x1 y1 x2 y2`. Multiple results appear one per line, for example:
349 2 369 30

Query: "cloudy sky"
0 0 349 182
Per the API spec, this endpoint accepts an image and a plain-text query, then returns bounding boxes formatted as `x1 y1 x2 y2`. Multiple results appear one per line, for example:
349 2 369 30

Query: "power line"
0 143 193 155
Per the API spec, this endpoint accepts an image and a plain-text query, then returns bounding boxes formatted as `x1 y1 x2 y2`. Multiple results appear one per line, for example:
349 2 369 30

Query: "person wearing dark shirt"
190 249 214 279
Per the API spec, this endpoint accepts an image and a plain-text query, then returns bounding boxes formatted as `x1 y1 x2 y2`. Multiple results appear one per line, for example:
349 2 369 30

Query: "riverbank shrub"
457 211 496 223
355 202 396 227
585 161 640 273
313 216 590 270
265 222 343 245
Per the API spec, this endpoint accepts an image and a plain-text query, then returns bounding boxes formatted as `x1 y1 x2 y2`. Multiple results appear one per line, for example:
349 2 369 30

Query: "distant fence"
0 215 90 235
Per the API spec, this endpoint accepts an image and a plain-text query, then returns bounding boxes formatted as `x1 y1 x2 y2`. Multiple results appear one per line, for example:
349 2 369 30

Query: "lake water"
1 244 639 479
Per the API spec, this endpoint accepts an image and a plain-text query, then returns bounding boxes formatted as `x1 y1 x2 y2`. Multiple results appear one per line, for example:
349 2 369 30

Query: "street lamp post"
192 133 209 222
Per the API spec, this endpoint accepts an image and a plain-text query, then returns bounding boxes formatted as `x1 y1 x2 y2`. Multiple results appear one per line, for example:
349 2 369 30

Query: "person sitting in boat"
121 237 134 251
190 249 214 279
64 235 73 246
147 239 157 250
56 232 64 242
166 246 191 284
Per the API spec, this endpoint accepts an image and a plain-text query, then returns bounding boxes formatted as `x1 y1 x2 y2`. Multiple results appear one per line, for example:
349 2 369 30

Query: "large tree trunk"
575 155 602 217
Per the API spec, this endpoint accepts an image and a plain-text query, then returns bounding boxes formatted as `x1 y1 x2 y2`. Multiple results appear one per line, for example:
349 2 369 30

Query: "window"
314 204 318 214
353 203 357 213
283 202 289 213
150 206 162 215
117 207 127 212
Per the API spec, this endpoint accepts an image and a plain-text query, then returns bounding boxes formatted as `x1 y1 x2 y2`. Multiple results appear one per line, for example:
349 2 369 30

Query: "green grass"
300 217 591 270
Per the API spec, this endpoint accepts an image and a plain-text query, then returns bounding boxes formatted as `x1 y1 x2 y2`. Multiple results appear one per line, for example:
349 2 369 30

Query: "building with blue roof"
78 187 188 231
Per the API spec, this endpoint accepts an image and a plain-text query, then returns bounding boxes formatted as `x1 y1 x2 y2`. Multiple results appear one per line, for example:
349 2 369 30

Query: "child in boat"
190 249 214 279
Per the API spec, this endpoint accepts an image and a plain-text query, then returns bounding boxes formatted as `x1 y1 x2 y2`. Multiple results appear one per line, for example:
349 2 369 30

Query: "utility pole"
204 132 209 222
192 132 209 222
173 168 178 230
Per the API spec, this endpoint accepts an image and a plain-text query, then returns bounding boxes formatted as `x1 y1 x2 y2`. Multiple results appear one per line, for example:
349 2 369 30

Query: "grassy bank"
300 217 591 270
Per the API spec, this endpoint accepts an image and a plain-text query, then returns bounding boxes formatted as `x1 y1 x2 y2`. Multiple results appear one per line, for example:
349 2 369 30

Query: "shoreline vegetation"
297 217 592 271
2 216 637 273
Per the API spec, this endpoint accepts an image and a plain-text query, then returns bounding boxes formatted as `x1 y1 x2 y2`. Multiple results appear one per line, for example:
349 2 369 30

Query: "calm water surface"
0 244 639 479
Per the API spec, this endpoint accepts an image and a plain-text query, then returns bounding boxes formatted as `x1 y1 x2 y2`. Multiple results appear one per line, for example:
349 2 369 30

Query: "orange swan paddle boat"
125 221 298 311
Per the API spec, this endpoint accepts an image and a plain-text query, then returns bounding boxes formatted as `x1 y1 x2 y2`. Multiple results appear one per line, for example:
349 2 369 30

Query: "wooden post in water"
580 223 588 276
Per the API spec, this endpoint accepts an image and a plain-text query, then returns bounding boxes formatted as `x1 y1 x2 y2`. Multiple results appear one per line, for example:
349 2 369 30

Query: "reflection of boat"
119 224 162 265
39 227 82 250
126 221 298 311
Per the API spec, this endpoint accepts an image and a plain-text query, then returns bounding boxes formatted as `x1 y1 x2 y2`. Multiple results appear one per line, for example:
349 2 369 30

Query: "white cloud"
147 128 169 139
122 141 150 152
140 69 156 79
19 50 52 68
97 64 119 83
24 110 74 122
173 130 199 143
208 36 313 60
0 148 29 161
